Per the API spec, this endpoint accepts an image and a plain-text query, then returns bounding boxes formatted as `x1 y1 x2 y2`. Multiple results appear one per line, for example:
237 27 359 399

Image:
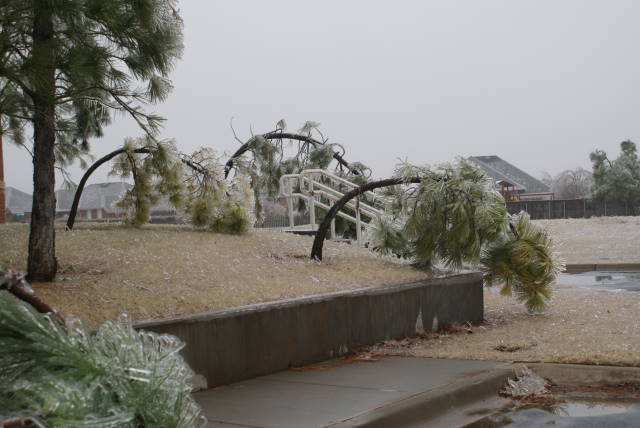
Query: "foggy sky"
5 0 640 193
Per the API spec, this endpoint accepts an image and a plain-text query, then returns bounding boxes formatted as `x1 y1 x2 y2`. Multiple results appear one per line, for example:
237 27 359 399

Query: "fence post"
563 200 566 219
604 200 607 216
583 199 586 218
548 200 551 219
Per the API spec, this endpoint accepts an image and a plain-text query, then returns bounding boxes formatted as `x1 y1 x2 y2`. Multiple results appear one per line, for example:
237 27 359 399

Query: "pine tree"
0 269 205 427
311 159 562 312
0 0 183 281
590 140 640 206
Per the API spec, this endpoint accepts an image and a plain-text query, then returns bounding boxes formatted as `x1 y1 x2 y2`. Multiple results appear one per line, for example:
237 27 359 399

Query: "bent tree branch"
310 177 422 261
224 131 358 178
65 147 152 230
65 146 220 230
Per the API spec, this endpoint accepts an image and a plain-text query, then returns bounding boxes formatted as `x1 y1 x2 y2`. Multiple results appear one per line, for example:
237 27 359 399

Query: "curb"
564 263 640 273
327 364 515 428
525 362 640 385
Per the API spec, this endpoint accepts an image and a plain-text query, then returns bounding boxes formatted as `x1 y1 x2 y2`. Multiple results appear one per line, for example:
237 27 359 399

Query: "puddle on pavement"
463 399 640 427
556 271 640 292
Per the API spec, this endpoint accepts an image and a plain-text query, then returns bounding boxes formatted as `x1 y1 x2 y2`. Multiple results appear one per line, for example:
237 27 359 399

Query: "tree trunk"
27 3 57 281
310 177 421 261
0 130 5 224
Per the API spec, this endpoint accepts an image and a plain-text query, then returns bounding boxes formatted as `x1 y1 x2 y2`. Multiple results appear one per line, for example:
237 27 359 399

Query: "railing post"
355 197 362 245
309 178 316 231
287 178 294 228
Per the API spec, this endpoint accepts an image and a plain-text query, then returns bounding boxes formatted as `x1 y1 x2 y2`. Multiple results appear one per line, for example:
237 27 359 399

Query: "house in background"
56 182 131 220
5 187 33 221
56 182 178 221
468 155 553 201
5 182 177 222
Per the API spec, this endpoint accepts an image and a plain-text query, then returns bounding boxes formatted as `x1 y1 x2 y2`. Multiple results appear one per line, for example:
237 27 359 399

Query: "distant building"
468 156 553 201
56 182 131 220
56 182 178 221
5 187 33 221
5 182 177 222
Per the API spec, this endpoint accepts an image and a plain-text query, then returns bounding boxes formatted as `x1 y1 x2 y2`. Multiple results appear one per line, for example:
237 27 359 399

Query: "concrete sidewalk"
194 357 513 428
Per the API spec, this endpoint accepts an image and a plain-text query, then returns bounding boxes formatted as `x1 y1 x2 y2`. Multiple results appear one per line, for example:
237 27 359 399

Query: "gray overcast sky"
5 0 640 192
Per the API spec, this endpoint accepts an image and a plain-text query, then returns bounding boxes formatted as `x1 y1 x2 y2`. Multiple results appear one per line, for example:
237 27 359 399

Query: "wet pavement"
557 271 640 292
194 357 505 427
464 400 640 427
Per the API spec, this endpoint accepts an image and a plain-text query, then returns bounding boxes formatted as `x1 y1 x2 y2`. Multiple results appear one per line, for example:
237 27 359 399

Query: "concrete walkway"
194 357 512 428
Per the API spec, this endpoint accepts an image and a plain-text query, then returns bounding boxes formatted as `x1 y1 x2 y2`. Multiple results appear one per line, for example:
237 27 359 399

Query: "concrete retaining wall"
136 272 483 387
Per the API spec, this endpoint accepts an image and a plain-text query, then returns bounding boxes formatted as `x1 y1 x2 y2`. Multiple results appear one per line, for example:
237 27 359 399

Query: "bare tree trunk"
27 4 57 281
310 177 421 261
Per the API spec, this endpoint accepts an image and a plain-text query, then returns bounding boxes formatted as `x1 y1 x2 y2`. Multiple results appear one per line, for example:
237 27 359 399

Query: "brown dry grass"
534 216 640 264
377 287 640 366
0 223 429 328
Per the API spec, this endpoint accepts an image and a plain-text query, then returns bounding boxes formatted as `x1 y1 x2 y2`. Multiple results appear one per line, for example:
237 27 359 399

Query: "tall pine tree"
0 0 183 280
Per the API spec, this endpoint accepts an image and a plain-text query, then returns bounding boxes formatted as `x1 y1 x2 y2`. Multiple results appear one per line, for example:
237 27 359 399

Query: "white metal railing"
279 169 399 246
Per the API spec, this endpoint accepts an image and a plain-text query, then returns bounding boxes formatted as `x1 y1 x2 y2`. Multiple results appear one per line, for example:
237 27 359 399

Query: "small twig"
122 280 150 291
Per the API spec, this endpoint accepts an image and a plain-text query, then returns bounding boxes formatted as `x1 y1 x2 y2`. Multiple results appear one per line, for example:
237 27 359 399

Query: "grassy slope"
0 223 428 327
534 216 640 264
368 217 640 366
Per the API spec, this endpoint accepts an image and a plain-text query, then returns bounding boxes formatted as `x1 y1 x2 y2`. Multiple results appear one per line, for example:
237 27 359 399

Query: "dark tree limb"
65 147 151 230
310 177 423 261
1 415 48 428
224 131 358 178
1 270 64 324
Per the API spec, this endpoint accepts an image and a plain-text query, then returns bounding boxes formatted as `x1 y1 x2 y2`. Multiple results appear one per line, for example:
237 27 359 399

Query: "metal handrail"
279 169 399 245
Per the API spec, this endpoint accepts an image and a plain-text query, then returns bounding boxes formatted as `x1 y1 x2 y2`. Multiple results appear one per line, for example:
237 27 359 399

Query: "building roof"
7 182 178 216
56 182 176 214
57 182 132 214
468 156 550 194
5 187 33 215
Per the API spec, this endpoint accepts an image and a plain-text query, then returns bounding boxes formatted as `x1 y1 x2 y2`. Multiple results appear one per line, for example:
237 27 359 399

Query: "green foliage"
481 212 561 313
110 139 255 233
0 291 204 427
110 137 184 227
0 0 183 165
181 148 255 234
370 159 561 311
590 140 640 204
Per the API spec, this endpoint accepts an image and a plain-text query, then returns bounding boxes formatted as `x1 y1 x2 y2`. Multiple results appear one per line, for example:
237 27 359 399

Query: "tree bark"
310 177 422 261
224 131 358 178
65 147 151 230
0 130 5 224
27 3 57 281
